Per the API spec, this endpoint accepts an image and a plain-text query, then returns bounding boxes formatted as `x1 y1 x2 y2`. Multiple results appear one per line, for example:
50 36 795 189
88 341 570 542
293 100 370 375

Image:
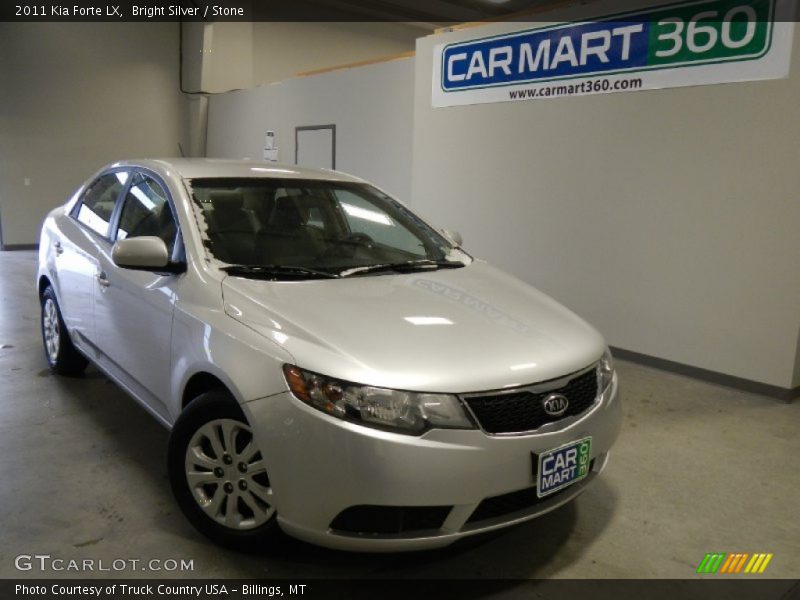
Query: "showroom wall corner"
0 22 189 247
411 22 800 390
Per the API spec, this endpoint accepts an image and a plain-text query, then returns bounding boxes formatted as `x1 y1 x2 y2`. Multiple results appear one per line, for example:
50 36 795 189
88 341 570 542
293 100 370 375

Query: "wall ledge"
611 346 798 403
1 244 39 251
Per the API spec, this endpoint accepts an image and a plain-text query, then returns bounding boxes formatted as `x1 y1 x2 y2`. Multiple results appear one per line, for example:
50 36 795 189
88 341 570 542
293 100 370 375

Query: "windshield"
189 178 468 276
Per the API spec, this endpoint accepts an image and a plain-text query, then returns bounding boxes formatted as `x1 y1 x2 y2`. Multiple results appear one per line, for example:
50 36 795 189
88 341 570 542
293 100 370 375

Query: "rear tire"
41 286 88 376
168 390 279 551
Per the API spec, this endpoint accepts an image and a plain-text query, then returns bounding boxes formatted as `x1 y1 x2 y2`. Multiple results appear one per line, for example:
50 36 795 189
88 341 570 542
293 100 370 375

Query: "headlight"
283 365 474 435
597 349 615 393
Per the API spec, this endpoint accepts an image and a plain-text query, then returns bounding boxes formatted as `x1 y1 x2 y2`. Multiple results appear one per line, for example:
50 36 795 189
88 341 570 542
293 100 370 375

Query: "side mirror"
441 228 463 247
112 236 174 271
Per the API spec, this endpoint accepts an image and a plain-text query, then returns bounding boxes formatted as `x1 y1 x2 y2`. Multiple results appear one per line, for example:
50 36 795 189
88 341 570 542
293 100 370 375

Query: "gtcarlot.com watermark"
14 554 194 573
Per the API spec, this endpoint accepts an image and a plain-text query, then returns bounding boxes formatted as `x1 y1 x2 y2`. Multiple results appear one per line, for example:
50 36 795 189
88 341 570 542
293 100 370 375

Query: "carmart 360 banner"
432 0 795 107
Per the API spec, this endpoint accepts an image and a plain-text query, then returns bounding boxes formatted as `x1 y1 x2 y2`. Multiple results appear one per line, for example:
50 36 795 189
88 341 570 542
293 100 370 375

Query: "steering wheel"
333 232 375 258
340 232 375 248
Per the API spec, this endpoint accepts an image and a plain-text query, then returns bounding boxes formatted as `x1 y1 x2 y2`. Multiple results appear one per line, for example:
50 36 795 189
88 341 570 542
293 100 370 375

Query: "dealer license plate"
535 437 592 498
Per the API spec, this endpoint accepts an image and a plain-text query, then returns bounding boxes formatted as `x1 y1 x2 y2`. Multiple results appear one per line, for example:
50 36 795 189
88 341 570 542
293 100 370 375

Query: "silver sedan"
37 159 621 551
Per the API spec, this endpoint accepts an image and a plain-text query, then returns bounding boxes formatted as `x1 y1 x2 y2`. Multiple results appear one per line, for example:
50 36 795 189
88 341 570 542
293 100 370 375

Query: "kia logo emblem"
542 394 569 417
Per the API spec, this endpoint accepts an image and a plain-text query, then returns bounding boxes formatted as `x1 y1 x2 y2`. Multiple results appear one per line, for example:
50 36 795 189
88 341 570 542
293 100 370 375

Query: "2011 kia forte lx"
37 159 621 551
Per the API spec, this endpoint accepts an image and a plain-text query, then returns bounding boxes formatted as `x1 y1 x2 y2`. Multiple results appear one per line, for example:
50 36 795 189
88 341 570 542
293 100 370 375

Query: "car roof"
108 158 366 183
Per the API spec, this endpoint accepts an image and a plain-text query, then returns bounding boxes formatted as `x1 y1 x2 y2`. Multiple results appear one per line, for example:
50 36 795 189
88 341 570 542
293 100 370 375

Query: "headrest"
208 191 244 211
270 196 304 229
208 191 251 231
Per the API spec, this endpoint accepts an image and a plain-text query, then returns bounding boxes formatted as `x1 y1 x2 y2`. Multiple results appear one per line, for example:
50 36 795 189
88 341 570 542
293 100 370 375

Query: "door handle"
54 241 63 255
96 272 110 288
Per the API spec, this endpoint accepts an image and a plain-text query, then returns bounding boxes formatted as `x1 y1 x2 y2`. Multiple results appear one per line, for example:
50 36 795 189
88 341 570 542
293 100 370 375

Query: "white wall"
412 23 800 389
0 23 187 246
182 23 254 93
182 21 420 93
252 22 420 86
207 56 416 201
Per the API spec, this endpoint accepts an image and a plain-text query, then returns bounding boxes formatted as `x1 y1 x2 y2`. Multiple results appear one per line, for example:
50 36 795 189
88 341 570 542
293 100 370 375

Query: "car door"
55 170 129 352
93 170 182 421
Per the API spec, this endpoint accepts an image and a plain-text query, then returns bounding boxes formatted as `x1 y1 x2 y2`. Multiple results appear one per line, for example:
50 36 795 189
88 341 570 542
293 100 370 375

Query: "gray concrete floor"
0 250 798 580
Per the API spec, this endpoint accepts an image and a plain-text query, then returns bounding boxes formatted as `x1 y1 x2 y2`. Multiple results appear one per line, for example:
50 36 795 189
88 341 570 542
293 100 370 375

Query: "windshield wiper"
339 259 465 278
221 264 339 280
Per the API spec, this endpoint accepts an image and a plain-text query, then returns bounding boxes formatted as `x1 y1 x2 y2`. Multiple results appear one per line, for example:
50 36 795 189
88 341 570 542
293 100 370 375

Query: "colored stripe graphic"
744 553 774 574
734 553 750 573
720 553 750 573
697 553 726 574
698 552 774 574
720 553 736 573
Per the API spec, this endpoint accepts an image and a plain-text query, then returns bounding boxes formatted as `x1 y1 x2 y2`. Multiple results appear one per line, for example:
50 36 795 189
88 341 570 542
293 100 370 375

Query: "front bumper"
243 374 621 552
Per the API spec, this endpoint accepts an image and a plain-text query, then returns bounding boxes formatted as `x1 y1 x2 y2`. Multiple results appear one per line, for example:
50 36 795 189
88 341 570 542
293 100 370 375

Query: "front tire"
41 286 88 376
168 390 279 551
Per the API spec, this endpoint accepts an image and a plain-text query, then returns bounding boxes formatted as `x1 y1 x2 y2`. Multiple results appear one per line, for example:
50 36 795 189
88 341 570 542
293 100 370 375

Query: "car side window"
116 173 178 254
75 171 128 237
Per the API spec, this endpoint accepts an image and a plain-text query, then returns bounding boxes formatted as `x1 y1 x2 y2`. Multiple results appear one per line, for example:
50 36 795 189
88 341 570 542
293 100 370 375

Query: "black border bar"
2 0 799 22
4 579 800 600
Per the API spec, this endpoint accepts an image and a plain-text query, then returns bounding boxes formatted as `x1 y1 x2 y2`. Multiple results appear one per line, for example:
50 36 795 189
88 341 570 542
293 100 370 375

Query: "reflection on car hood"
221 261 605 394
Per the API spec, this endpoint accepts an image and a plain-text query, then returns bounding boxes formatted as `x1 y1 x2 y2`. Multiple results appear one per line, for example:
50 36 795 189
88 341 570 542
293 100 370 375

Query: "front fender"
169 298 295 422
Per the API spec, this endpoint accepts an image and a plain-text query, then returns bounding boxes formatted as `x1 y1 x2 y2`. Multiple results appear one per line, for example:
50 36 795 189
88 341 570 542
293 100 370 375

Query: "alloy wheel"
42 298 60 363
184 418 275 530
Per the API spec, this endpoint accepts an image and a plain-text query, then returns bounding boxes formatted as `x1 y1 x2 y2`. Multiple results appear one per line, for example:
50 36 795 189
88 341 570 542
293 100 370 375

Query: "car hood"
221 261 605 394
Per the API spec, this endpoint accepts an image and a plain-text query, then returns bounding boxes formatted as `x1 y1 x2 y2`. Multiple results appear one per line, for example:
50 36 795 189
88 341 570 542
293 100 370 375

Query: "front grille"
330 505 452 536
466 459 595 524
464 368 598 434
